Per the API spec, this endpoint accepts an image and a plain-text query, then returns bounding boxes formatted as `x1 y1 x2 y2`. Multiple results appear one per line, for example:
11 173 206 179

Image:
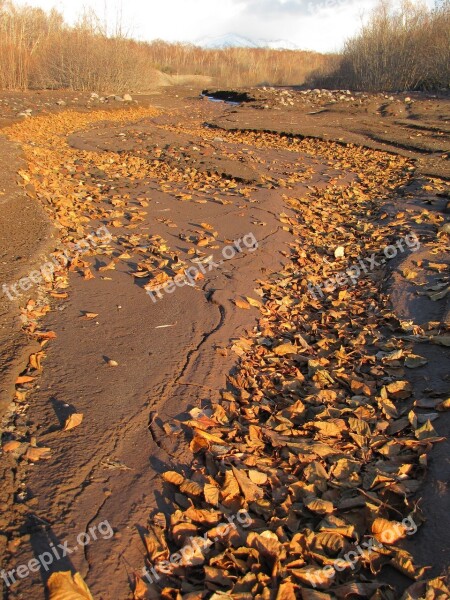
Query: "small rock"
213 136 224 142
91 92 99 99
440 222 450 234
56 100 66 106
114 96 124 102
405 97 411 103
123 93 133 102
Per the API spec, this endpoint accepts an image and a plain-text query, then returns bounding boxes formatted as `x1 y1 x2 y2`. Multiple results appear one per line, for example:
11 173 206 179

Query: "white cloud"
14 0 435 52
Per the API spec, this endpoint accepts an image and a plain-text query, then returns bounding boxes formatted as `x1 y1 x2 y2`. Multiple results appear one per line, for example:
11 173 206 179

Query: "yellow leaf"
234 298 251 309
245 296 262 308
274 343 297 356
25 446 52 462
29 351 45 371
162 471 184 486
372 518 407 544
63 413 84 431
98 260 116 272
47 571 94 600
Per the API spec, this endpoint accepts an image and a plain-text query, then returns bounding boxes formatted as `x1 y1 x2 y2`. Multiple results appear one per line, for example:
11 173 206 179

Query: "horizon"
15 0 435 53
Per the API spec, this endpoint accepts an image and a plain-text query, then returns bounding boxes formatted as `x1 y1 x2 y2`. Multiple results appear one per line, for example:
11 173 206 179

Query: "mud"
0 86 448 599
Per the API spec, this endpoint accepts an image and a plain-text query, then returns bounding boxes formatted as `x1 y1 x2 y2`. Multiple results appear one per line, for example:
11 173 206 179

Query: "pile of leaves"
2 108 449 600
133 134 449 599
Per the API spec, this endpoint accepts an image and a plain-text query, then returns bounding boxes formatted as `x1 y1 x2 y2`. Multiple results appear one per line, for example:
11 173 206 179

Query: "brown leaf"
29 351 45 371
386 380 412 399
231 465 264 502
405 354 428 368
47 571 94 600
3 440 21 452
372 518 407 544
304 497 334 515
63 413 84 432
233 298 251 309
144 524 169 562
274 342 297 356
133 574 149 600
276 581 297 600
25 446 52 462
16 375 35 385
162 471 184 486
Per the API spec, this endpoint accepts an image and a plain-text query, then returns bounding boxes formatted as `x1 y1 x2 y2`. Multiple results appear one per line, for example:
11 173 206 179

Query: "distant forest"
0 0 448 92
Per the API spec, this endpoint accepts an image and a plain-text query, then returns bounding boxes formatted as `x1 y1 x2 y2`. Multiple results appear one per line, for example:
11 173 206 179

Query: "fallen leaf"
47 571 93 600
405 354 428 368
233 298 251 309
63 413 84 431
3 440 21 452
372 518 407 544
25 446 52 462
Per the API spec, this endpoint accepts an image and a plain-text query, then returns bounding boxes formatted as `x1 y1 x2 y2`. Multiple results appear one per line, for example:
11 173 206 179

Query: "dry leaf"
233 298 251 309
405 354 428 368
372 518 407 544
274 342 297 356
3 440 21 452
29 351 45 371
63 413 84 431
47 571 94 600
25 446 52 462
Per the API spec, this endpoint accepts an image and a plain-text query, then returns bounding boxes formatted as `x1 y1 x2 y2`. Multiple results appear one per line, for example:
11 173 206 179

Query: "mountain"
195 34 298 50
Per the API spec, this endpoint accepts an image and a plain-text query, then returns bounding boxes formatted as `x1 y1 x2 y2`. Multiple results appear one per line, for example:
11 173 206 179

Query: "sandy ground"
0 86 448 599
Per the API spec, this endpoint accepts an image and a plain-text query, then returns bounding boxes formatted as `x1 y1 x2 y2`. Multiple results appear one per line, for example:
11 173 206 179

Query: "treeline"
149 41 336 88
1 0 448 93
0 0 333 91
310 0 450 91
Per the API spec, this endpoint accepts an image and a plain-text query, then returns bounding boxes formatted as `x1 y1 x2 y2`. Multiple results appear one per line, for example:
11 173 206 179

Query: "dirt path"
0 91 449 599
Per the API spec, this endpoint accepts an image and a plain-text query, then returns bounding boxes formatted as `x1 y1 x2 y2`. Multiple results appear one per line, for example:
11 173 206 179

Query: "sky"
15 0 435 53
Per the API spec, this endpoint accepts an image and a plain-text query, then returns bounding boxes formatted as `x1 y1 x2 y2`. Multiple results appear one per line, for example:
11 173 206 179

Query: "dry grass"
1 0 446 93
310 0 450 91
0 1 335 91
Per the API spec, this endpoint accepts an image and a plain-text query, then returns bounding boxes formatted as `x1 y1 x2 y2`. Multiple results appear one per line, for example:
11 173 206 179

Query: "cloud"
17 0 433 52
240 0 312 17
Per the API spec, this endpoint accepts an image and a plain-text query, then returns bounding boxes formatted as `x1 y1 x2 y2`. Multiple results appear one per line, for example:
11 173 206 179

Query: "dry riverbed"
0 87 449 600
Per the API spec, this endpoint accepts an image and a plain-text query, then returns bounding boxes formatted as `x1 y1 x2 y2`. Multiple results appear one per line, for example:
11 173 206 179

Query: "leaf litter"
131 130 449 599
0 106 448 600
